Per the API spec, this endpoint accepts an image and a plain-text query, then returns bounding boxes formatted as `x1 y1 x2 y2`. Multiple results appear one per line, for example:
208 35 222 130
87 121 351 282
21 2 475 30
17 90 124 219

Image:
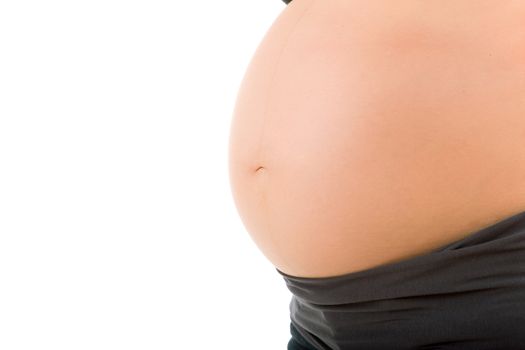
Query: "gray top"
277 210 525 349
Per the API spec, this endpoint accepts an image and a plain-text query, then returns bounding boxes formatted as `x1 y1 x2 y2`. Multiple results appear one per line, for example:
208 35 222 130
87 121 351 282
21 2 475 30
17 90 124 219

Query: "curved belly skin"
228 0 525 278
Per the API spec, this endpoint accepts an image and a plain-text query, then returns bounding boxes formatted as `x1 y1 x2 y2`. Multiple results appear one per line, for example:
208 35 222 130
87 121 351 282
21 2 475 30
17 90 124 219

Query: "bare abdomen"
228 0 525 278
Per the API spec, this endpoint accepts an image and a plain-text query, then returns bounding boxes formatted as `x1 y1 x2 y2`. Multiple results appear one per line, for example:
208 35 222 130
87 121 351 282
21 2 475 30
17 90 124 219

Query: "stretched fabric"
277 210 525 349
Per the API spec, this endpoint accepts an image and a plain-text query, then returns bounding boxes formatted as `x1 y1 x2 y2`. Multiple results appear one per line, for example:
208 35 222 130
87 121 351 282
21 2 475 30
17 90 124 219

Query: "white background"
0 1 293 349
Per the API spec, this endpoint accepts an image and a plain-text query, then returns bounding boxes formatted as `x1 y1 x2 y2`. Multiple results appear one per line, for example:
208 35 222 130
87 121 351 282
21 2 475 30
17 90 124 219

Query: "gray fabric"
277 210 525 349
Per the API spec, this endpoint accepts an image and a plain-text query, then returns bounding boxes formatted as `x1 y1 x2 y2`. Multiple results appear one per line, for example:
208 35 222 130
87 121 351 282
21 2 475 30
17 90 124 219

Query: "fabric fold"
277 210 525 349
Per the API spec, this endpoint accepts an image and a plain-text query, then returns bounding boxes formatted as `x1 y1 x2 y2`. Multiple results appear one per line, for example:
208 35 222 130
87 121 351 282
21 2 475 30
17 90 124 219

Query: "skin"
228 0 525 278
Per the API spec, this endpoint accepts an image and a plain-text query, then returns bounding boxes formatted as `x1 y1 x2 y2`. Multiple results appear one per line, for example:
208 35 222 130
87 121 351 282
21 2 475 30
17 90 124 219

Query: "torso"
228 0 525 278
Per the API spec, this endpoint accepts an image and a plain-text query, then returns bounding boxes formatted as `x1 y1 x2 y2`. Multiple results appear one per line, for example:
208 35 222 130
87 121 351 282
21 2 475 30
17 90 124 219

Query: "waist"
277 210 525 349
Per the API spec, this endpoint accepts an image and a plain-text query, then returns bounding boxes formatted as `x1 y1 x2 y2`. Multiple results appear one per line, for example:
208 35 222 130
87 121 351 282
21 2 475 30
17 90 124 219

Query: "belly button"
255 166 265 173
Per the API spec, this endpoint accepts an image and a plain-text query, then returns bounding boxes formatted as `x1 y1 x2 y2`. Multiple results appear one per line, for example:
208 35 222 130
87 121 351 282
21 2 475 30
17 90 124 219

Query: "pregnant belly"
228 0 525 278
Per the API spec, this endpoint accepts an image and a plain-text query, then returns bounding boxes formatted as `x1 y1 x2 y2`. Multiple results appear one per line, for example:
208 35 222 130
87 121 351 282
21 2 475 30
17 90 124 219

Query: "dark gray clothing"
277 210 525 349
